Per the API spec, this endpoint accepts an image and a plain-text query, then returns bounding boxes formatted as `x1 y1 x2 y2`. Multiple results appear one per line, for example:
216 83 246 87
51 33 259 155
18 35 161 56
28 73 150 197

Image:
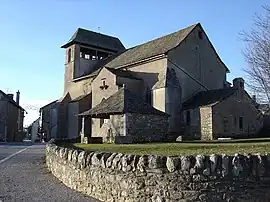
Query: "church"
40 23 262 143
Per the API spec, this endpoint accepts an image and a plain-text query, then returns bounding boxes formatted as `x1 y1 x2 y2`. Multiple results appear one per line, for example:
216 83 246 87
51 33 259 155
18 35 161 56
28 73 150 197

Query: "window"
102 80 106 86
239 117 243 130
186 111 191 126
85 54 90 59
198 31 203 40
100 118 104 128
67 48 71 63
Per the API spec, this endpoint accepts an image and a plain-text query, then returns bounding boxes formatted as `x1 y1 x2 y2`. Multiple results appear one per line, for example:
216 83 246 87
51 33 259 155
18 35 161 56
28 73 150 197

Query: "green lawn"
73 138 270 156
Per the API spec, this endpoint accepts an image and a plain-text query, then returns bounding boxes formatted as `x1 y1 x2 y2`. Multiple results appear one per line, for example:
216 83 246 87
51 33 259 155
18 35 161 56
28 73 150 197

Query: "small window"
102 80 106 86
186 111 191 126
198 31 203 40
92 55 97 60
85 54 90 59
239 117 243 130
67 48 71 63
100 118 104 128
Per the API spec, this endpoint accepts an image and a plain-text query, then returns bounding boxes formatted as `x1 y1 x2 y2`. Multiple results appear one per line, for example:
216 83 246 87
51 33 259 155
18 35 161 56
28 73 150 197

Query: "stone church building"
40 23 262 142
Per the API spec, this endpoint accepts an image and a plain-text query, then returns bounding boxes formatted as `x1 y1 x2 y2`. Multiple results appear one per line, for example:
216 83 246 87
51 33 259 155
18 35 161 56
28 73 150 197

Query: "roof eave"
61 41 74 49
113 53 167 70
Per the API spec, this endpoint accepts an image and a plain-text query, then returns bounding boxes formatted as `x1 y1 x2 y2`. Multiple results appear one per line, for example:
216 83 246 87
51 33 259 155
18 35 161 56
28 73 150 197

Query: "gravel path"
0 144 99 202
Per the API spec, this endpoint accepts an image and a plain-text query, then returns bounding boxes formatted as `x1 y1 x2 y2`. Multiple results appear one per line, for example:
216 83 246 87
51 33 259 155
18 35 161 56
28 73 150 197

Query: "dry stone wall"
46 141 270 202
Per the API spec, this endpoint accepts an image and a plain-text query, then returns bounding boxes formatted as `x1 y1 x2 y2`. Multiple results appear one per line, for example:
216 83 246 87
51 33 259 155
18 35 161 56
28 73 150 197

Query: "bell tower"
61 28 125 94
63 44 79 94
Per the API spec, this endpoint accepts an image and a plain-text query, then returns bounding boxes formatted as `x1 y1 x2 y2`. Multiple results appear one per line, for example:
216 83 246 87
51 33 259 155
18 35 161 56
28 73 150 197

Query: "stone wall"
200 107 213 140
126 113 169 143
46 141 270 202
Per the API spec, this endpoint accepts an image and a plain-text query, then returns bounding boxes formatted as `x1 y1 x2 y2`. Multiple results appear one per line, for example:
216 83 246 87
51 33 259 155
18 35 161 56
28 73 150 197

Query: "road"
0 143 99 202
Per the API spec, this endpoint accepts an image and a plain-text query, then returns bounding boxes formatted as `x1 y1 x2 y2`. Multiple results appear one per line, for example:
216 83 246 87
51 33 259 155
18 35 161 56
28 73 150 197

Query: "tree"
241 6 270 103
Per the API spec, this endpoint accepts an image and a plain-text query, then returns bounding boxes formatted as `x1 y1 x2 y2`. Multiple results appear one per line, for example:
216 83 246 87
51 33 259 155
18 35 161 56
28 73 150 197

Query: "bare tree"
240 6 270 103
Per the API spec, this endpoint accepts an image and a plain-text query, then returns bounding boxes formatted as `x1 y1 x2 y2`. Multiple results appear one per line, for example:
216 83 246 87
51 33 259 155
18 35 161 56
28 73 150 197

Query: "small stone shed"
182 78 262 140
79 87 169 143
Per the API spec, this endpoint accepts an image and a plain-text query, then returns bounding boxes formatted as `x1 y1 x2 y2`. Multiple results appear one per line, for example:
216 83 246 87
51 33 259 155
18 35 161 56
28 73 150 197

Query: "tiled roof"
182 88 236 110
61 28 126 52
105 24 198 68
79 87 168 117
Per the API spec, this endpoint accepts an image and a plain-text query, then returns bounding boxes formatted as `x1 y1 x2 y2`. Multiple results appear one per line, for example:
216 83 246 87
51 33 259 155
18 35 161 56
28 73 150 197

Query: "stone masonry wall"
200 107 213 140
46 141 270 202
126 113 169 143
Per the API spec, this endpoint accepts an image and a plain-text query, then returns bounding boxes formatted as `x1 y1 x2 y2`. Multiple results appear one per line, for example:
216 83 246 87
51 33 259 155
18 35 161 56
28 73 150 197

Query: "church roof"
79 87 168 117
105 23 198 69
182 88 236 110
61 28 125 52
66 23 230 82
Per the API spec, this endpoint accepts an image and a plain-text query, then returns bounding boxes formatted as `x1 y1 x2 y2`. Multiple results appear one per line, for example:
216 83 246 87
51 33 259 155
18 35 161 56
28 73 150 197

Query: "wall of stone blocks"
126 113 169 143
200 107 213 140
212 92 262 138
46 141 270 202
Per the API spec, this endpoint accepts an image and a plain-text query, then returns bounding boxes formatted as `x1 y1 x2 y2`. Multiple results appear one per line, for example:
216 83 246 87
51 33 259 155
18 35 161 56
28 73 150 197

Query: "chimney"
16 90 20 105
233 78 244 100
7 94 14 100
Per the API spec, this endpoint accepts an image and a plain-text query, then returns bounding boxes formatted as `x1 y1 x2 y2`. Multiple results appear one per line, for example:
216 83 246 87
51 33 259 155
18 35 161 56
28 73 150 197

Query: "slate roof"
105 24 198 69
182 88 236 110
61 28 126 52
0 90 25 111
105 67 141 80
79 87 168 117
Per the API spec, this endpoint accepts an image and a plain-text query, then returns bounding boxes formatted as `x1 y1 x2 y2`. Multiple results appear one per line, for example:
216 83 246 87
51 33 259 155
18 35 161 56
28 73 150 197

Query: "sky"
0 0 269 126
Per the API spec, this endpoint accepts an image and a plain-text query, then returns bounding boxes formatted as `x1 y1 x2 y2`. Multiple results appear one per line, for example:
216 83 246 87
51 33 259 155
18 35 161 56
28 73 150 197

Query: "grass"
73 138 270 156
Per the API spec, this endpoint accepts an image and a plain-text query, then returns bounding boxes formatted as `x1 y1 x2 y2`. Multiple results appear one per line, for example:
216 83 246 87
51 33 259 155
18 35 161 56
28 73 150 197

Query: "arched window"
67 48 71 63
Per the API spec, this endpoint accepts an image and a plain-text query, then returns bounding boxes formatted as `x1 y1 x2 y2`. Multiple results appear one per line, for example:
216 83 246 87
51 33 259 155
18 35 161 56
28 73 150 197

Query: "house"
30 117 40 143
182 78 261 140
0 90 25 142
49 23 261 142
39 100 58 140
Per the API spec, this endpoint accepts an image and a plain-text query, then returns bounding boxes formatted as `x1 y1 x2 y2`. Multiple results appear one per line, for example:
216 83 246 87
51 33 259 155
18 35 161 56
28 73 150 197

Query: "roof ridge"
126 23 198 50
0 89 24 110
76 27 120 40
105 23 200 69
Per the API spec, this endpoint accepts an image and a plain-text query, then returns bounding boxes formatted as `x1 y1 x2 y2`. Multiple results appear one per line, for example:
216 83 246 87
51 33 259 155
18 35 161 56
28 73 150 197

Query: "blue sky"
0 0 269 125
